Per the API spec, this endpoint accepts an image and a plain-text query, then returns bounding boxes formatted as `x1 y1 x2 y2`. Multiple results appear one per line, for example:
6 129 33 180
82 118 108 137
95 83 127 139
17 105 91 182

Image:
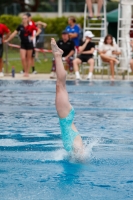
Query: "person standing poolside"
5 14 41 77
73 31 95 80
51 38 83 155
26 12 38 74
35 21 47 62
0 24 10 77
65 16 80 49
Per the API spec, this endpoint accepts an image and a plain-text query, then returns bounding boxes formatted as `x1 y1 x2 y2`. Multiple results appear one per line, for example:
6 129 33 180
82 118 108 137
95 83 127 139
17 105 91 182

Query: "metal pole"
104 0 107 36
58 0 62 17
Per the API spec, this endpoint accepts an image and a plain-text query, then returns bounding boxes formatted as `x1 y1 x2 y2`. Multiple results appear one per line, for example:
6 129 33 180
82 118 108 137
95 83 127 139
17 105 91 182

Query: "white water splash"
84 138 100 159
51 149 68 161
48 138 100 163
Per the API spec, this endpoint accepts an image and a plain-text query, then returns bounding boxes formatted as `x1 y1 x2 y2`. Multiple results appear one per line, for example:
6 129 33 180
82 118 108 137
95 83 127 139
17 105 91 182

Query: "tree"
0 0 40 13
14 0 40 11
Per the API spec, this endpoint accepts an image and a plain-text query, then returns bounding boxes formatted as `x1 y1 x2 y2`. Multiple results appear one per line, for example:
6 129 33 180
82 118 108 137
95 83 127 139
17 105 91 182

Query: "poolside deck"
0 73 133 81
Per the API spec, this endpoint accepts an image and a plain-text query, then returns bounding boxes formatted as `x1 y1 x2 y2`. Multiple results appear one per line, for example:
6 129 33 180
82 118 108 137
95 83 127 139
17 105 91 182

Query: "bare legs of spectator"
65 58 74 73
73 58 82 79
130 59 133 73
27 51 33 75
97 0 103 18
87 58 95 79
35 51 38 60
43 52 48 62
73 58 94 80
51 38 83 153
35 51 47 62
109 60 115 80
86 0 103 18
100 54 119 64
89 59 95 72
20 49 32 77
20 49 27 75
100 54 119 80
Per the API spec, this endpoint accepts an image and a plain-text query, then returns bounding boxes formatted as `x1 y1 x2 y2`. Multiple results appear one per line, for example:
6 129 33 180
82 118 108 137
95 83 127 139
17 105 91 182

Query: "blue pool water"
0 80 133 200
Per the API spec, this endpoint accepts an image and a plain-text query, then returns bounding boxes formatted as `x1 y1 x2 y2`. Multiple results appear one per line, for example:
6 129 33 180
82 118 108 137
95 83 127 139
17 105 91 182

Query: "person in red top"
130 17 133 38
26 12 37 74
0 24 10 77
26 13 46 74
5 14 41 77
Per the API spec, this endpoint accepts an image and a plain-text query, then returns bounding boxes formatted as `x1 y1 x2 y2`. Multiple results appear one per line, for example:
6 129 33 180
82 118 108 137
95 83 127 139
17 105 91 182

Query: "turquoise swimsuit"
59 107 79 152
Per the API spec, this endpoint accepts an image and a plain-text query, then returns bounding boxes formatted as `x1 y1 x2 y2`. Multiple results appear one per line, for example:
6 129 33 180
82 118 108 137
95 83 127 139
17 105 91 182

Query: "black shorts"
78 55 93 62
20 43 34 50
0 44 3 58
36 42 44 49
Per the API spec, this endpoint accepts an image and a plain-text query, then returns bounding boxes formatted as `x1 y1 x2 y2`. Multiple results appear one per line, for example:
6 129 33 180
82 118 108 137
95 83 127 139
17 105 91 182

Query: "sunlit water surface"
0 80 133 200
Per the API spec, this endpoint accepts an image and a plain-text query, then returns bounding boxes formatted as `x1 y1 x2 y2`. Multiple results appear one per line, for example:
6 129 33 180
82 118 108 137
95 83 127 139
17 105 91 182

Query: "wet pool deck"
0 73 133 81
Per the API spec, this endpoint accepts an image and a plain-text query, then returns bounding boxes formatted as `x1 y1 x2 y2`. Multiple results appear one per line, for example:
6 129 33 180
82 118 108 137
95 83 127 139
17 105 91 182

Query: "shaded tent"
107 9 118 41
107 9 118 22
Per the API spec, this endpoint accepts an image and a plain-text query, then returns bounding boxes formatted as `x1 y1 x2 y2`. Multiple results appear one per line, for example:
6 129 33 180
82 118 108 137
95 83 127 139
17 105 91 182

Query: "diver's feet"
51 38 63 56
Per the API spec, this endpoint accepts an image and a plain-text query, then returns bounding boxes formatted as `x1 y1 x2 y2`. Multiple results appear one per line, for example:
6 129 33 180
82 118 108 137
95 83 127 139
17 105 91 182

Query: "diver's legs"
51 38 83 153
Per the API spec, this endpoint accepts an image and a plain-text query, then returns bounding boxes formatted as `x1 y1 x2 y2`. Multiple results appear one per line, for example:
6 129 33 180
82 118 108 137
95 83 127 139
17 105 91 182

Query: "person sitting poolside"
50 30 75 79
86 0 103 19
65 16 80 49
130 40 133 74
73 31 95 80
99 34 121 81
51 38 83 157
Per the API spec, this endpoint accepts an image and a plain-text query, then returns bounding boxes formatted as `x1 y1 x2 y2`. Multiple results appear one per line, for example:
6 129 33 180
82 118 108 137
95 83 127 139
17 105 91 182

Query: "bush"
0 15 84 37
0 14 101 38
31 16 85 38
0 15 21 32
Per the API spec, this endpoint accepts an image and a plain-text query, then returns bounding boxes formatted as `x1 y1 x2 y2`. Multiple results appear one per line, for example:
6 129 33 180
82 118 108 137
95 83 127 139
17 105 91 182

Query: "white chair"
125 37 132 78
117 47 130 80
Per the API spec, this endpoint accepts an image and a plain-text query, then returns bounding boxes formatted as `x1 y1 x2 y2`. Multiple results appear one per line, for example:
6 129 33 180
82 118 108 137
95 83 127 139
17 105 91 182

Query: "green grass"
3 49 52 74
3 48 132 77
